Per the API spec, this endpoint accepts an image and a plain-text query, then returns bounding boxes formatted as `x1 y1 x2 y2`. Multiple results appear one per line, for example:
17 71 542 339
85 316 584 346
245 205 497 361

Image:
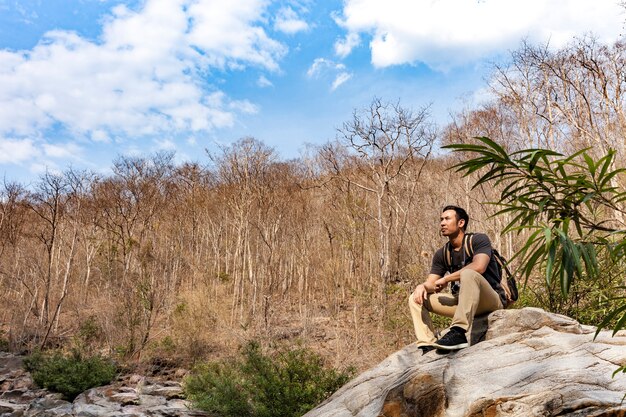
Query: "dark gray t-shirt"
430 233 506 304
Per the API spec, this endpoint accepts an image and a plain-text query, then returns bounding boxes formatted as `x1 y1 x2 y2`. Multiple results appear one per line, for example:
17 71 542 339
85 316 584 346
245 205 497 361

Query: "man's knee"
459 269 482 284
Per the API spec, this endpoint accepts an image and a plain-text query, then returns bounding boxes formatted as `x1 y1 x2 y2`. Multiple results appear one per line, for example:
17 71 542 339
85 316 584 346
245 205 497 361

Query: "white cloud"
306 58 325 78
154 138 177 151
274 6 309 34
335 0 625 68
0 0 287 165
0 137 85 178
257 75 273 87
230 99 259 114
307 58 352 91
91 130 111 143
43 142 84 159
334 32 360 58
186 0 287 70
0 138 40 164
30 162 56 176
331 72 352 91
307 58 346 78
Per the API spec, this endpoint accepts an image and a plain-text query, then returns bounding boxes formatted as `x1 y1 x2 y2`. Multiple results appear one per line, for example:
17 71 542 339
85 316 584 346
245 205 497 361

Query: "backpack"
442 233 519 307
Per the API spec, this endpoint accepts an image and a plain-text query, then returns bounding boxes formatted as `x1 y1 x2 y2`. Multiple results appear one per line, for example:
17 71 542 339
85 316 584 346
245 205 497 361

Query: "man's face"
440 209 463 236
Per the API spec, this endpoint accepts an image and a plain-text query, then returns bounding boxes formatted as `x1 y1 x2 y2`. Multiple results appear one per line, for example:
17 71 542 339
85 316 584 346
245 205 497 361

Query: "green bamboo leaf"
546 241 556 283
584 243 599 277
561 148 588 164
474 136 509 158
571 242 583 277
556 162 568 179
594 303 626 339
523 245 547 281
580 192 596 205
473 168 513 188
611 310 626 337
557 250 565 290
502 213 529 234
517 148 562 159
599 168 626 189
555 232 579 295
528 150 543 172
514 231 544 262
442 144 488 152
583 153 596 176
561 262 572 295
499 183 529 200
543 227 552 246
597 149 616 181
578 244 593 278
574 218 584 239
612 366 626 378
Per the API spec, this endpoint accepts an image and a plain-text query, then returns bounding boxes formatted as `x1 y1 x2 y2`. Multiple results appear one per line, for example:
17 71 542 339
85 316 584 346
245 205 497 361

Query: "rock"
72 402 117 417
10 374 33 392
0 400 27 414
136 393 167 407
304 307 626 417
147 386 184 400
1 389 28 401
26 398 74 417
139 383 183 399
0 352 202 417
127 374 146 385
74 388 122 410
109 392 140 405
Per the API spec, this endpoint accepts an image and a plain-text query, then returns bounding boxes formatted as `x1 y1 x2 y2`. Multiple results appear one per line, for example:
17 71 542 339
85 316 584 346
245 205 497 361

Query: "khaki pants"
408 269 503 347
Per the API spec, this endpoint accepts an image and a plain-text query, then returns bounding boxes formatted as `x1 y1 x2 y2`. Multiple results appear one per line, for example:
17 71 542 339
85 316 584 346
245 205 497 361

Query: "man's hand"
434 277 447 292
412 284 428 305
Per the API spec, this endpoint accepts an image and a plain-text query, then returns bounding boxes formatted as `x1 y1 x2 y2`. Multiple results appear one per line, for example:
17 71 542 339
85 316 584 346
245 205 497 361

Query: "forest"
1 36 625 375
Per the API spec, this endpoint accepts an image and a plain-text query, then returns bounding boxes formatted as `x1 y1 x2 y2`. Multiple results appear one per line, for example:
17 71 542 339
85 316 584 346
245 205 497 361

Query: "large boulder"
304 307 626 417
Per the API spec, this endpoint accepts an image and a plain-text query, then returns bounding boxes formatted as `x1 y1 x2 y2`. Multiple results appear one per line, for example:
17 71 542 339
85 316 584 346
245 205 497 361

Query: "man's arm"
433 253 490 289
412 274 443 305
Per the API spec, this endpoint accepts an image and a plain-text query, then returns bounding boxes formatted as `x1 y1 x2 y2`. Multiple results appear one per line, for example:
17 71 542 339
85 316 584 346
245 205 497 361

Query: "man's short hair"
442 205 469 231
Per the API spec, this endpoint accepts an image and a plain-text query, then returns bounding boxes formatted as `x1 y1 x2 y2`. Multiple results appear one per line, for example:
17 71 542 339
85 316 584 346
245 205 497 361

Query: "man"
409 205 506 352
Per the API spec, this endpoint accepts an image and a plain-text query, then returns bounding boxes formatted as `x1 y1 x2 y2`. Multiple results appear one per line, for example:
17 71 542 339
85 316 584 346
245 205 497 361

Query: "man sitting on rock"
409 205 506 352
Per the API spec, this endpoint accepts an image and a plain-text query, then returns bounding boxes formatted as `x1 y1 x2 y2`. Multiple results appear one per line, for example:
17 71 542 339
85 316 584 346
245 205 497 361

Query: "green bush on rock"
184 341 354 417
23 350 117 400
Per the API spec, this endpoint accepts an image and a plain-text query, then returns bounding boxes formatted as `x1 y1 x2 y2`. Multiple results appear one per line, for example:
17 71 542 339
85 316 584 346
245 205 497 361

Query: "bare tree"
209 137 280 325
489 37 626 156
330 99 435 287
28 171 69 331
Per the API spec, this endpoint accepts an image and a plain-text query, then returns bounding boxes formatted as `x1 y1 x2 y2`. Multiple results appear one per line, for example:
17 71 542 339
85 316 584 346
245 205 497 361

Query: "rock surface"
304 307 626 417
0 353 206 417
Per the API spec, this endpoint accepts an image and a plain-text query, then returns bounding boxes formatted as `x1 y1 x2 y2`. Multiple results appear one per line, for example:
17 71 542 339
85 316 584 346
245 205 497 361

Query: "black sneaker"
418 345 435 354
432 327 468 351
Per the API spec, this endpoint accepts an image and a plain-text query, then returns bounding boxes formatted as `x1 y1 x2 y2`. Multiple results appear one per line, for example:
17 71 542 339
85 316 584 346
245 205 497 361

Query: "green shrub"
184 360 256 417
23 350 117 400
184 342 354 417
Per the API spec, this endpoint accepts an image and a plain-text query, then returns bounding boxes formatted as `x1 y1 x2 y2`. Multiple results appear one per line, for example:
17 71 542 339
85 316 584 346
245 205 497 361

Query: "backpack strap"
464 233 474 259
493 249 513 278
443 232 474 272
443 241 452 271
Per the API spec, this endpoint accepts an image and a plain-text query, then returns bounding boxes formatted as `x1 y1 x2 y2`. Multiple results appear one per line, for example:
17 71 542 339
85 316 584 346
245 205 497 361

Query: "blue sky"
0 0 624 185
